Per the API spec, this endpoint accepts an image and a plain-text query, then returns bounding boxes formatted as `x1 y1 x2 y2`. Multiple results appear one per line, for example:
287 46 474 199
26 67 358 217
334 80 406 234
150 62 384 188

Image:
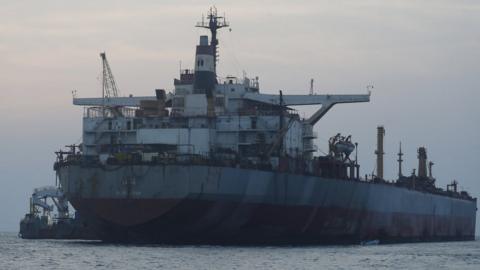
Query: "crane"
30 186 69 219
100 52 120 100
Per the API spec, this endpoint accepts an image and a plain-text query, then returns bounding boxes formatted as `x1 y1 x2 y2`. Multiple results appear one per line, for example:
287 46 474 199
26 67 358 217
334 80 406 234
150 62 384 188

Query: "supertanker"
55 8 476 244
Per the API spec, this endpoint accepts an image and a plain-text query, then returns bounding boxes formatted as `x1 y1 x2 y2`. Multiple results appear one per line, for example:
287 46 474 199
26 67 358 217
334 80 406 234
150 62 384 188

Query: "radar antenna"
196 6 229 72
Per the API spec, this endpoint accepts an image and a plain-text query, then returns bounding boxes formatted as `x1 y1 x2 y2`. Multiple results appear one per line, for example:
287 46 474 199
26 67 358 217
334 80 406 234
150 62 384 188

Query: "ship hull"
58 164 476 244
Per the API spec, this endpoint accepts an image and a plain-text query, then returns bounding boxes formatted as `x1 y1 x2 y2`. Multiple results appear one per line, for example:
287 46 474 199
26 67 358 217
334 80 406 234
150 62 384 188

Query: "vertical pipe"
375 126 385 179
355 142 359 179
418 147 427 178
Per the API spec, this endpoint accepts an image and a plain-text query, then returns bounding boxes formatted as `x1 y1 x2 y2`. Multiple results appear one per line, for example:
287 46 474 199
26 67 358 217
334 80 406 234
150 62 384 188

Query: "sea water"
1 232 478 269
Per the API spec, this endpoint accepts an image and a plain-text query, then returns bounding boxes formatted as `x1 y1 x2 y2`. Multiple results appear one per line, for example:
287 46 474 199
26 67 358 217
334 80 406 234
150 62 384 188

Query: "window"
126 121 131 130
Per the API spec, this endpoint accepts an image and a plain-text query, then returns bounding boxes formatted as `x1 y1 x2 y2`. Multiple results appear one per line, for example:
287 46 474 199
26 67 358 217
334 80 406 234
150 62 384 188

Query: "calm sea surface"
0 232 478 270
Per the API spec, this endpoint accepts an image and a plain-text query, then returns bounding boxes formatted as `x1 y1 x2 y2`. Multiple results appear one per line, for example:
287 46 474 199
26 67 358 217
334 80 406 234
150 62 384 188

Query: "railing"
84 106 136 118
54 150 476 202
217 76 259 89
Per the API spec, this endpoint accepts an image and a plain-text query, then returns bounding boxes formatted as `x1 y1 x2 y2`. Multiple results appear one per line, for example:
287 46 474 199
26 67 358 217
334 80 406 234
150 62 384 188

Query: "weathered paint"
58 164 477 244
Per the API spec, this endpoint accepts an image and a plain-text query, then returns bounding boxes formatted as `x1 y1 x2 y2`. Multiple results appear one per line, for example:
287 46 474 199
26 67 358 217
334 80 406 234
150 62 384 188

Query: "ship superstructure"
53 8 476 244
74 8 369 172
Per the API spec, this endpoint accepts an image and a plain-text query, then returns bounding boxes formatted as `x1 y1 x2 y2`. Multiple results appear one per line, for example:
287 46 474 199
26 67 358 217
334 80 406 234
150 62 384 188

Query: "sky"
0 0 479 232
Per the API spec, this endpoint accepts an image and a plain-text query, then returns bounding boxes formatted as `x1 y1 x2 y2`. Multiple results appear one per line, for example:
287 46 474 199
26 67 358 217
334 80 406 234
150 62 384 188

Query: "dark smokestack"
375 126 385 179
418 147 427 178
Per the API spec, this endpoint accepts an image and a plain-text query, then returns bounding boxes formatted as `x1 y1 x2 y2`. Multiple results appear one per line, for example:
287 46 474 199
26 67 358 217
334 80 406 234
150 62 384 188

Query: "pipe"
375 126 385 179
418 147 427 178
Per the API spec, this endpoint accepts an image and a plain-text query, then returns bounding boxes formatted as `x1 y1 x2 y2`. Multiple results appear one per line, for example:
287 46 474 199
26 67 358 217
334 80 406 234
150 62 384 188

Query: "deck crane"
30 186 69 219
101 52 119 99
100 52 122 116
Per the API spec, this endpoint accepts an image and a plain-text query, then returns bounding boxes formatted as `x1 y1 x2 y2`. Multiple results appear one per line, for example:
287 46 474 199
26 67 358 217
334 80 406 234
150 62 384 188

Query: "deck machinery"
54 7 476 244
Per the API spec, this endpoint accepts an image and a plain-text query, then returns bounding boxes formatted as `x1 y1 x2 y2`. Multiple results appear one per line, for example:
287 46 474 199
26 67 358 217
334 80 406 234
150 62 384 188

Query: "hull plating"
58 164 476 244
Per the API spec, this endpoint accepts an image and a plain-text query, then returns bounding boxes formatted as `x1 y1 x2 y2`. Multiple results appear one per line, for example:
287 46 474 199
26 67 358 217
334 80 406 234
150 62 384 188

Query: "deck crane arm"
243 92 370 125
31 186 69 218
100 52 119 99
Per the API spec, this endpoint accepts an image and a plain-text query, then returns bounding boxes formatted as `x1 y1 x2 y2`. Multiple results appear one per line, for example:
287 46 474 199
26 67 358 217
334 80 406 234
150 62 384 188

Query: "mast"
279 90 284 156
397 142 404 178
196 6 229 73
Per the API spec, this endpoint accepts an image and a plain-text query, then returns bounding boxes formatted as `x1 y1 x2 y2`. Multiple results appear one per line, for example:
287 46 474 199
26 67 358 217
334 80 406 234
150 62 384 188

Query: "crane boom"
100 52 119 99
30 186 69 219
